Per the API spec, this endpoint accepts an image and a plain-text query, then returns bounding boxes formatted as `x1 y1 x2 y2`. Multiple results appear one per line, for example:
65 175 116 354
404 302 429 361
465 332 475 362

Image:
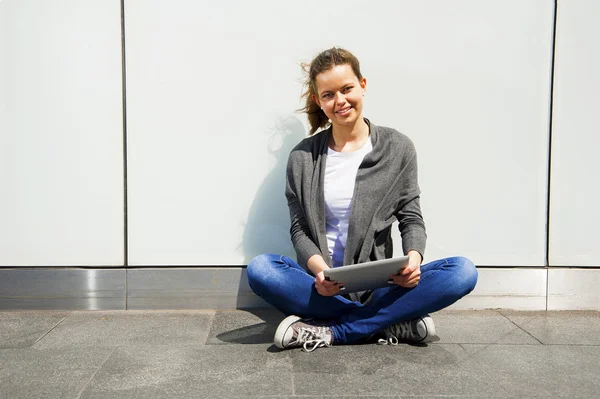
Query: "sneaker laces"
295 326 332 352
377 320 415 346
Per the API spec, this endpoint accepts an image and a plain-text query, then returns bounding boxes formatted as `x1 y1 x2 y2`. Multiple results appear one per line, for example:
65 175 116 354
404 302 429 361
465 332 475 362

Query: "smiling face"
312 64 367 130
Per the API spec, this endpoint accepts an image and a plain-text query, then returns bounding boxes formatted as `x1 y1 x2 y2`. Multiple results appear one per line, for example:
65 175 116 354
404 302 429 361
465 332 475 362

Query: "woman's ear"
360 77 367 91
311 93 320 108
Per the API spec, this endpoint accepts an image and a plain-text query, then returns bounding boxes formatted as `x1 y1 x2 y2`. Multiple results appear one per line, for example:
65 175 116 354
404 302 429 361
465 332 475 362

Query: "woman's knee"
451 256 478 293
440 256 478 295
247 254 277 287
247 253 292 290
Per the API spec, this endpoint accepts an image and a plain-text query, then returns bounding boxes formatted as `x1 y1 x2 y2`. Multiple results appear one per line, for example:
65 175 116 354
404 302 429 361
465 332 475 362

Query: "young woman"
247 47 478 352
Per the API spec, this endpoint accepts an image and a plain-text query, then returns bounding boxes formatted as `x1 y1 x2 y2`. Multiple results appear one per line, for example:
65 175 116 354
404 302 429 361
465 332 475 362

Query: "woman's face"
312 64 367 129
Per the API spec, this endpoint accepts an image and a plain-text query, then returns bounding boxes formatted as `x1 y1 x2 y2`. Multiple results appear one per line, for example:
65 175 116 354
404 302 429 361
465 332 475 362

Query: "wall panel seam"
120 0 129 307
545 0 558 310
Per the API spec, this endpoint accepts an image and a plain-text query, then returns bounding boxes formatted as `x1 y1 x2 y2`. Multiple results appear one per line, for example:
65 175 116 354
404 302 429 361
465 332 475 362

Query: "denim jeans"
247 254 478 344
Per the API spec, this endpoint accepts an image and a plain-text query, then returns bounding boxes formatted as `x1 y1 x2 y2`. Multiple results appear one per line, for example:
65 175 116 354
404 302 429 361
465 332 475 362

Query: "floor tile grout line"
457 343 512 397
498 310 544 345
291 351 295 396
201 310 218 345
74 346 118 399
477 309 541 345
435 341 600 346
460 342 600 348
33 315 69 345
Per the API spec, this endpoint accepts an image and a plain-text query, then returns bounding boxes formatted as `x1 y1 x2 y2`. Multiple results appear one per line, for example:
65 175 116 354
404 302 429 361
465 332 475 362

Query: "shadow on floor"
213 308 284 345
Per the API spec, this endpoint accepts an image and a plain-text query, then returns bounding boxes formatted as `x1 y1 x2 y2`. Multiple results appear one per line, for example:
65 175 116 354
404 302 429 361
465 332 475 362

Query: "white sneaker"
378 314 440 345
274 315 333 352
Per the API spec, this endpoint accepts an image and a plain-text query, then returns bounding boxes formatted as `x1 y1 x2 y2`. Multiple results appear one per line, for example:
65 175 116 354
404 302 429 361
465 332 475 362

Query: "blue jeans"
247 254 478 344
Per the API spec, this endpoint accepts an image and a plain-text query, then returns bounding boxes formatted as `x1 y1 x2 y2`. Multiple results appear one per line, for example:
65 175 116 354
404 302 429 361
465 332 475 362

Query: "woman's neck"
329 118 370 152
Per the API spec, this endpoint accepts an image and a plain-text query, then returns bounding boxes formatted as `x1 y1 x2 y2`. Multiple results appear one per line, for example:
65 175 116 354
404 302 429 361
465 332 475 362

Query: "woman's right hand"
315 271 344 296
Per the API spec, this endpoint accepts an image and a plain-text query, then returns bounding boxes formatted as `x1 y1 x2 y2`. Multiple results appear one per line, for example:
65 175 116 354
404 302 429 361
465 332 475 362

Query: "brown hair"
299 47 364 135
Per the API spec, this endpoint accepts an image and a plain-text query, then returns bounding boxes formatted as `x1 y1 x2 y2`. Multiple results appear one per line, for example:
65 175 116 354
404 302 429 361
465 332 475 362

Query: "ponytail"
299 63 330 135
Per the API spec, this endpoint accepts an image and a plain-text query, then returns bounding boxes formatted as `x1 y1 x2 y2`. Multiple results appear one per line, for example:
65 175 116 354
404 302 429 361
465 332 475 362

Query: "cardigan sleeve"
393 142 427 259
396 196 427 259
285 150 323 270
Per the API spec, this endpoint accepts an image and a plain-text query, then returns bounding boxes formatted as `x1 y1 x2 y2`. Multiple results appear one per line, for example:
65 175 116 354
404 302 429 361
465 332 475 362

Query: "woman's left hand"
389 250 422 288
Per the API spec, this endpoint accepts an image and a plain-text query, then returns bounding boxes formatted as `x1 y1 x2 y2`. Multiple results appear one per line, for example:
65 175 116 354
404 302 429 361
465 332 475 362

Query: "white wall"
0 0 597 277
549 0 600 266
0 0 124 266
378 1 554 266
125 0 554 266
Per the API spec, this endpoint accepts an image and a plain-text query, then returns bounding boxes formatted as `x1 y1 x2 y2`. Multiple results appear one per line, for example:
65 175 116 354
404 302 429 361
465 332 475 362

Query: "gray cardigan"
285 119 427 273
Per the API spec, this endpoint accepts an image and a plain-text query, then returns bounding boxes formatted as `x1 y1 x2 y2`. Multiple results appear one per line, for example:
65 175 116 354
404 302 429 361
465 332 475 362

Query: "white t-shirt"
324 137 373 267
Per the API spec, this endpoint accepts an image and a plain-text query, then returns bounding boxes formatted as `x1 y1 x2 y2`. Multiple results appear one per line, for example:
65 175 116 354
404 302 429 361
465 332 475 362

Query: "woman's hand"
389 250 423 288
315 271 344 296
306 254 343 296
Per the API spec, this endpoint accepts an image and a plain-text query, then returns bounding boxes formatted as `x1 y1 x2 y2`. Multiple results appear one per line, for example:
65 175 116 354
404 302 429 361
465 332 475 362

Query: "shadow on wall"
241 116 307 265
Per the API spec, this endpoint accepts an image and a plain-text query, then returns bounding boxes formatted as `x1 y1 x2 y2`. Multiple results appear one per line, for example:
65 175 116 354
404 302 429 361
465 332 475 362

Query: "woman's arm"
307 254 342 296
396 196 427 260
392 145 427 288
285 150 325 270
288 198 342 296
306 254 329 275
389 249 422 288
390 197 426 288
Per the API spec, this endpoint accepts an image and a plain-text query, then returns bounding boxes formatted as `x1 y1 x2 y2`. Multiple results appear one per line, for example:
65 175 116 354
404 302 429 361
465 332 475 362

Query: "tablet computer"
323 256 409 294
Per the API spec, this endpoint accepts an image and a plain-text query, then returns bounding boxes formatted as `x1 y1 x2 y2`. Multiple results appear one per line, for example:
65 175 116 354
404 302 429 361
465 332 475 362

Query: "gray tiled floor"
1 309 599 398
0 311 69 349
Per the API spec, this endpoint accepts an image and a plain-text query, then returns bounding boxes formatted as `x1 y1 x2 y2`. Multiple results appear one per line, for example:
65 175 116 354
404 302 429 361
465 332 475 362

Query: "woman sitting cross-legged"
247 47 478 352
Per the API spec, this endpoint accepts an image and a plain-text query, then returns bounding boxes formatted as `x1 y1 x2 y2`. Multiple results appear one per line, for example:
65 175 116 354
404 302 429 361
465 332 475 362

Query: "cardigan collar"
318 118 380 157
310 118 383 266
